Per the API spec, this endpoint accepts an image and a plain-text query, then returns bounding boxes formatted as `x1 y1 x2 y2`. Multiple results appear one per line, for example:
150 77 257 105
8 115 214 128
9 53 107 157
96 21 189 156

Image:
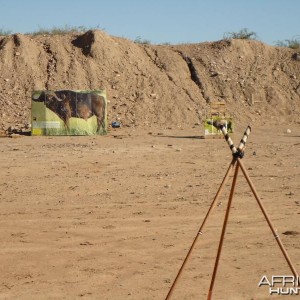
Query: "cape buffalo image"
32 90 106 131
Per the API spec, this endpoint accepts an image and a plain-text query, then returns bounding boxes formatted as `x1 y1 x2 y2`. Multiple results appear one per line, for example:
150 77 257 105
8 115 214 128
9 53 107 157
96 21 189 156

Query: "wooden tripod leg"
237 158 299 278
207 162 240 300
165 158 237 300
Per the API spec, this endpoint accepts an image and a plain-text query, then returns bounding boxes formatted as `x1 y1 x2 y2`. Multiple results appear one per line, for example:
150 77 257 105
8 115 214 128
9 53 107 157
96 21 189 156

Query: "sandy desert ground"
1 26 300 300
0 123 299 300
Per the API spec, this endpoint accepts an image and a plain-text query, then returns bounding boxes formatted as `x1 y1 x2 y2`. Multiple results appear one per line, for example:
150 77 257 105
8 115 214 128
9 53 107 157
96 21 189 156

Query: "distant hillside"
0 30 299 133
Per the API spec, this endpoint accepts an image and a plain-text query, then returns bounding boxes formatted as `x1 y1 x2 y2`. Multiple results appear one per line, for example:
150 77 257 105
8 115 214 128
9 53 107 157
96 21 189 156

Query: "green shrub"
134 36 151 44
224 28 257 40
29 25 102 36
0 28 12 35
275 38 300 49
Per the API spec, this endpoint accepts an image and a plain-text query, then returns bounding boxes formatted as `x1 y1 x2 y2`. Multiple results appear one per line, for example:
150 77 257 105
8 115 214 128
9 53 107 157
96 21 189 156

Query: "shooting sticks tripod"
165 125 299 299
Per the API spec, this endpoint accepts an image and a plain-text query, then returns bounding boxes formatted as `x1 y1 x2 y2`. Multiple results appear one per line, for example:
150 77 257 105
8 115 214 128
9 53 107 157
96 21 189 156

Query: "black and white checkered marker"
237 126 251 152
219 125 238 154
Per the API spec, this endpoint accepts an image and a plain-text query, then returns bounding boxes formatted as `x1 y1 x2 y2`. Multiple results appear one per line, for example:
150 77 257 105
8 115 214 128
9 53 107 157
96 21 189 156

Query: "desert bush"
0 28 12 35
29 25 102 36
223 28 257 40
134 36 151 44
275 37 300 49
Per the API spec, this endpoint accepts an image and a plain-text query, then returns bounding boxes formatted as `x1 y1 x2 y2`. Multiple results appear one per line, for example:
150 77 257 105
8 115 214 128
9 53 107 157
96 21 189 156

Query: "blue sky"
0 0 299 45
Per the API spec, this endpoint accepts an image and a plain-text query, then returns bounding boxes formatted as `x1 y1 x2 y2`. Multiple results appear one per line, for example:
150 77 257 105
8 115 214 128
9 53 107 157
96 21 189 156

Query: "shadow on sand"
155 135 205 140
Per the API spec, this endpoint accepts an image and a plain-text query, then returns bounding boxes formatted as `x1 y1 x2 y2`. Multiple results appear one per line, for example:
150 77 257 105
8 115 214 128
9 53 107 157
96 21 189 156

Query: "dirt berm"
0 30 300 133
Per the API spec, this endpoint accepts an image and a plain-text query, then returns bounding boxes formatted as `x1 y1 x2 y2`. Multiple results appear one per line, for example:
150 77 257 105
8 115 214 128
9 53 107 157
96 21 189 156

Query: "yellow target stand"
204 102 233 139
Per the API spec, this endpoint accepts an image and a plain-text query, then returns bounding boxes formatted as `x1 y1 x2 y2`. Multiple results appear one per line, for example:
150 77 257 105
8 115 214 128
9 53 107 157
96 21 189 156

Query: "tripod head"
219 125 251 158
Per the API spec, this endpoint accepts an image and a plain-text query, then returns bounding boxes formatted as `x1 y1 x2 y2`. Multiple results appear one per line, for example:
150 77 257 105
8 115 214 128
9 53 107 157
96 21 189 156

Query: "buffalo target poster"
31 90 107 135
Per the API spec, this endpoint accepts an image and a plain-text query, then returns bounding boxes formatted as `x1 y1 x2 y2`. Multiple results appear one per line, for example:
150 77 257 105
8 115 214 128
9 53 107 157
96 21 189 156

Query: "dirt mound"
0 30 300 133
